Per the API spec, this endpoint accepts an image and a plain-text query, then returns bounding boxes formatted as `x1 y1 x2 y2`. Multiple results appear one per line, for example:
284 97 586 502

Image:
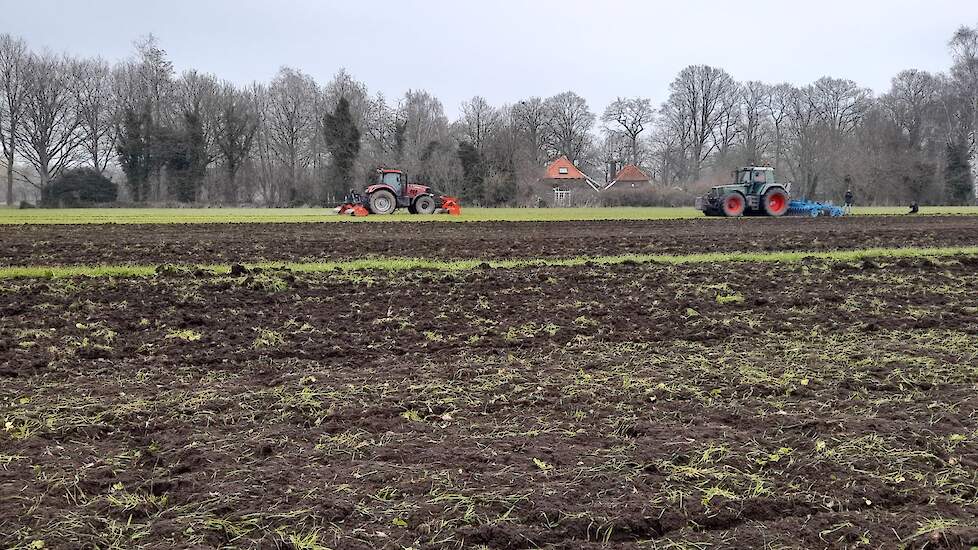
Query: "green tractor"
695 166 790 217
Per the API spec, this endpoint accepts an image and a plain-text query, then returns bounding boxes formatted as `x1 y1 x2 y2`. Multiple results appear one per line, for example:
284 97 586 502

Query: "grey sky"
4 0 977 118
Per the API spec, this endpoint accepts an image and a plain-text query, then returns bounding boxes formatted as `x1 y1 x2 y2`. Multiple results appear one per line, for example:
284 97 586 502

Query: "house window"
558 167 568 175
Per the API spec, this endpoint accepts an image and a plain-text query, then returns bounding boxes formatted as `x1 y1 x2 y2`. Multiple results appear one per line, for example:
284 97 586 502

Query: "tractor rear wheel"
762 188 789 217
368 190 397 215
414 194 437 214
721 193 746 217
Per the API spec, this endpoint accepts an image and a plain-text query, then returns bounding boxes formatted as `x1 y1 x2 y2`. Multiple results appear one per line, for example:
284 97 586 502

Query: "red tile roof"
614 164 650 182
544 156 586 180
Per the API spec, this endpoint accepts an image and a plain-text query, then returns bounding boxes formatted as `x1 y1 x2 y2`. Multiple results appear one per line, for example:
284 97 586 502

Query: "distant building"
538 156 601 206
604 164 651 190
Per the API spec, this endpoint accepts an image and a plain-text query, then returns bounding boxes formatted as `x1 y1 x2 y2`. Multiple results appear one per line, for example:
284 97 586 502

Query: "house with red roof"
537 156 602 206
604 164 651 190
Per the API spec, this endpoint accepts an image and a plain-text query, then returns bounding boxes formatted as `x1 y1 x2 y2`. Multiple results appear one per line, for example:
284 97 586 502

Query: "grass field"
2 245 977 280
2 205 978 224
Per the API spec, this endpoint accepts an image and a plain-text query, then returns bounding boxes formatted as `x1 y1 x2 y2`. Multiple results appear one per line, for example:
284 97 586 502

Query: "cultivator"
786 199 845 217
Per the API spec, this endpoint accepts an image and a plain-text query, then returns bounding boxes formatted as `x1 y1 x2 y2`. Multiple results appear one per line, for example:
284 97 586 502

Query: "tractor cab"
731 167 778 194
366 169 430 203
377 169 404 195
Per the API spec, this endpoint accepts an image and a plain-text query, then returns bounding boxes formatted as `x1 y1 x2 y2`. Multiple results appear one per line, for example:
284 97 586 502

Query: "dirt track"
2 215 978 266
3 257 978 548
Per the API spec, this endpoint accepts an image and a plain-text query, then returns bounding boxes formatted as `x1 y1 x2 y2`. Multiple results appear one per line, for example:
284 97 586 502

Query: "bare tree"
74 58 116 172
214 82 258 202
713 84 741 165
15 54 84 191
765 83 796 172
646 125 685 185
543 91 594 164
457 95 500 152
249 82 278 204
400 89 449 165
399 89 455 191
597 131 630 181
808 77 872 137
661 65 738 180
360 92 403 164
738 81 770 163
0 34 27 204
881 69 940 150
601 97 653 165
266 67 319 203
513 97 548 164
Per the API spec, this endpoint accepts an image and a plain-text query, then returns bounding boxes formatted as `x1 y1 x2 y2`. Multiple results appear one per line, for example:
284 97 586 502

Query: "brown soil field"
3 215 978 266
3 254 978 548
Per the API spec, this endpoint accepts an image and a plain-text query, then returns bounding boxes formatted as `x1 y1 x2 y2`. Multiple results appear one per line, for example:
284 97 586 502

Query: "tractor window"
382 172 401 191
739 171 752 184
753 171 767 184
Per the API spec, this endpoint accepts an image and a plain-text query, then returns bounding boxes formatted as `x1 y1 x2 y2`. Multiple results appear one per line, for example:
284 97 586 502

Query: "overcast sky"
5 0 977 118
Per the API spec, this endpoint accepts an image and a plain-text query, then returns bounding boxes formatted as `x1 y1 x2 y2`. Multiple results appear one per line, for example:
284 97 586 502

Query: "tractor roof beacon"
695 166 791 218
336 168 461 217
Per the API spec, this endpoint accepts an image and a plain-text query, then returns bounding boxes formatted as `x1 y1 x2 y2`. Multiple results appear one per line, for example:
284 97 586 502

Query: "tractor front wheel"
368 190 397 215
414 194 437 214
721 193 746 217
762 189 789 217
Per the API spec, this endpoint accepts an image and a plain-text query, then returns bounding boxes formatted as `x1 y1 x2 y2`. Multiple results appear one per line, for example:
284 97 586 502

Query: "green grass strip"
3 205 978 224
2 246 977 280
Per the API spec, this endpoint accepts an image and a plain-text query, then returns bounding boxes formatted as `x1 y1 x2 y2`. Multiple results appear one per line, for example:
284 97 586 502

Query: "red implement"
337 203 369 217
439 196 461 216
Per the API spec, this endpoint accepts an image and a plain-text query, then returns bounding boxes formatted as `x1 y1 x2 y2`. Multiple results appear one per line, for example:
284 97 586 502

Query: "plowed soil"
3 255 978 548
3 215 978 266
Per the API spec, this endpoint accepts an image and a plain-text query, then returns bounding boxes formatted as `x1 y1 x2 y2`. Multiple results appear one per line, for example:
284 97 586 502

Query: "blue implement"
787 199 845 218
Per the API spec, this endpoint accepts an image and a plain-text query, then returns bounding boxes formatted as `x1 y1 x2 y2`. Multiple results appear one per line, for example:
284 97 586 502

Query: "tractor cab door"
750 170 768 192
381 171 403 197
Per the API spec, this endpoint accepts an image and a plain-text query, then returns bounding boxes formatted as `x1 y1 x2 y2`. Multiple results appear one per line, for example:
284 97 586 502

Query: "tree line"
0 26 976 208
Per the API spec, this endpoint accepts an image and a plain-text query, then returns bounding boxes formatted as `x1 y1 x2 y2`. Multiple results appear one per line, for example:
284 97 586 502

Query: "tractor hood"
708 185 736 195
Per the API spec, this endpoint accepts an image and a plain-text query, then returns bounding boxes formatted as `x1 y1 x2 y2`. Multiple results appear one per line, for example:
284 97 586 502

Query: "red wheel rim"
768 194 786 214
725 196 742 214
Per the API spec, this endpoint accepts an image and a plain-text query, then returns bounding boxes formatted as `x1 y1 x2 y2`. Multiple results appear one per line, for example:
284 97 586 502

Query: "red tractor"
336 168 461 216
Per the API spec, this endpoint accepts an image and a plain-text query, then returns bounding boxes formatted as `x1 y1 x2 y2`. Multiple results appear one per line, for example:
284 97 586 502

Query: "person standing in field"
844 188 854 215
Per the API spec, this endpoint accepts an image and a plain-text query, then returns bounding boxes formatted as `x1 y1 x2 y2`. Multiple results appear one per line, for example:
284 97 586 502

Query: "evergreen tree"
457 141 485 203
945 140 975 205
180 111 208 202
116 107 152 202
323 97 361 202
